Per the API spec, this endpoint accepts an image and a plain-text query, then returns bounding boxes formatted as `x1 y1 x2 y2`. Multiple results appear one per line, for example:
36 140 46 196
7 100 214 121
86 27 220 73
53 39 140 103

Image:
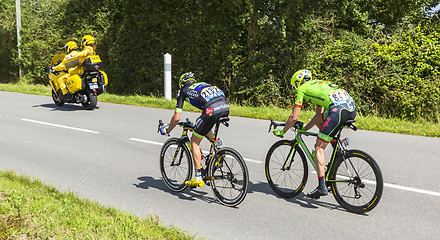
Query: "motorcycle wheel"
52 89 64 106
81 92 97 110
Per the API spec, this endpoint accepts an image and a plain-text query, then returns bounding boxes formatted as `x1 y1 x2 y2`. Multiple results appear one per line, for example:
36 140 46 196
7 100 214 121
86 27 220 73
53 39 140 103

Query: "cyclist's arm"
282 107 300 133
166 110 181 134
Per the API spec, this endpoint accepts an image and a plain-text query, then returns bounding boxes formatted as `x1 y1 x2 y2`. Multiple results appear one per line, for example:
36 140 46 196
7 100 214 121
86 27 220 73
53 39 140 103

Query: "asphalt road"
1 91 440 240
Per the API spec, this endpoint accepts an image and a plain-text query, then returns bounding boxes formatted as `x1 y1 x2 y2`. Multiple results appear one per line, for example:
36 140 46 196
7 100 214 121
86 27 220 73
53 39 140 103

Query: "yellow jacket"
67 46 96 75
52 46 95 73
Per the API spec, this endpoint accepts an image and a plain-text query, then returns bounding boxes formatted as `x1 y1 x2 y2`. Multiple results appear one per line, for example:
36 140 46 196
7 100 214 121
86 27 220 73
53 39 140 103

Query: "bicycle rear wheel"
329 149 383 213
265 140 308 198
208 147 248 207
160 138 193 192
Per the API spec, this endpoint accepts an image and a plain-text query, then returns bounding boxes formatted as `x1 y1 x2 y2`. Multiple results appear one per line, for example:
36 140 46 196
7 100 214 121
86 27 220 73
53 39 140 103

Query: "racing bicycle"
158 117 249 207
266 119 383 213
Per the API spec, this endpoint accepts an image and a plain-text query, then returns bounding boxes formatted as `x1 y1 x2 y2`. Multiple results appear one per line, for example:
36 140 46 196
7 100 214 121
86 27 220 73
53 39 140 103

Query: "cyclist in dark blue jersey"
160 72 229 187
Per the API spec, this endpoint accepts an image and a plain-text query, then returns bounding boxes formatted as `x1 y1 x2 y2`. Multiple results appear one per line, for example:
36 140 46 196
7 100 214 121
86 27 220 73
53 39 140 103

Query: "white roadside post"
164 53 172 101
15 0 22 80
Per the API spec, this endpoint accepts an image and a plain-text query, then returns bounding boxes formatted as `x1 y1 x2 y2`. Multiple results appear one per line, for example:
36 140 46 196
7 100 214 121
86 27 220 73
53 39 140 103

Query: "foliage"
0 0 16 81
1 0 439 122
306 22 440 121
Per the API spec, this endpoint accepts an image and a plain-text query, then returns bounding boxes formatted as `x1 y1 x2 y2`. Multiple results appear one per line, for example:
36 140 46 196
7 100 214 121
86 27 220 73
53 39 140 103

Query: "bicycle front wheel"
265 140 308 198
159 138 193 192
208 147 249 207
329 149 383 213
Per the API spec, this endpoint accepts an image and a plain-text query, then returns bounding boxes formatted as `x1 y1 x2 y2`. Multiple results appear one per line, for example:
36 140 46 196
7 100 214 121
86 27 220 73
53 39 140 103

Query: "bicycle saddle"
218 117 230 127
343 120 357 131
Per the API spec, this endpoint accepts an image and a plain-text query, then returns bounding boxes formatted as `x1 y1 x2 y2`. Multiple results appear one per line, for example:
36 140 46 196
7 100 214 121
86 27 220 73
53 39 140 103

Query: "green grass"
0 170 195 239
1 82 439 137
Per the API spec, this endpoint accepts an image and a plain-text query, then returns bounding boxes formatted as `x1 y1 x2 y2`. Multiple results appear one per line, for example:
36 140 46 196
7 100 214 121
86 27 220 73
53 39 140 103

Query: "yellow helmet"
290 69 312 90
81 35 95 47
64 41 78 53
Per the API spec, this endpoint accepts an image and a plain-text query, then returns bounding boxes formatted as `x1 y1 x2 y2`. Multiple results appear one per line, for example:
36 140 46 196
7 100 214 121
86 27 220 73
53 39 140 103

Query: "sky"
433 3 440 12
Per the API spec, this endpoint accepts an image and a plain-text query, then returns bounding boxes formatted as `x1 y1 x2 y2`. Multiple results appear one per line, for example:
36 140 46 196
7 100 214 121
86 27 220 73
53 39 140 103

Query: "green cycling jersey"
294 80 354 110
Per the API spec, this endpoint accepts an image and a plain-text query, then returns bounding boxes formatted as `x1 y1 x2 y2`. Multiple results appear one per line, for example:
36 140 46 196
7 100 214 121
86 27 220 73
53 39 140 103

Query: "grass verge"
1 82 438 137
0 170 195 239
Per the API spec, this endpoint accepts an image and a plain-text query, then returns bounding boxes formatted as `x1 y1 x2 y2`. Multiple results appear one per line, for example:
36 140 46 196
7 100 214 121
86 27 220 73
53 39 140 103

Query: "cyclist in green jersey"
273 69 356 199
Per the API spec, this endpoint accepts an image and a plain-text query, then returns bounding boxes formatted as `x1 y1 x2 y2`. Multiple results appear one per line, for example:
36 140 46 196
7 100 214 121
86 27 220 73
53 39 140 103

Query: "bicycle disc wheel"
160 138 193 192
208 147 248 207
329 149 383 213
265 140 308 198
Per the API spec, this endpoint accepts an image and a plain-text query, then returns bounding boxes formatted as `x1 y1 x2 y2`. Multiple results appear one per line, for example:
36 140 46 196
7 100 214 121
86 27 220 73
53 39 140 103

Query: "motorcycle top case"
83 55 102 72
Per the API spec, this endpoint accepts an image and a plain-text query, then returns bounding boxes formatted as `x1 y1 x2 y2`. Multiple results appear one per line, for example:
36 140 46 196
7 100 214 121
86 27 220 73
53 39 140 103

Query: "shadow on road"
134 176 225 207
248 180 365 214
134 176 367 214
33 103 99 111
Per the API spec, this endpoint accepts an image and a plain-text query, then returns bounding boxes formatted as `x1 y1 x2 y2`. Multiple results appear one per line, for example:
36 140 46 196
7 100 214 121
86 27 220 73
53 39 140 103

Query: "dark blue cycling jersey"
175 82 226 112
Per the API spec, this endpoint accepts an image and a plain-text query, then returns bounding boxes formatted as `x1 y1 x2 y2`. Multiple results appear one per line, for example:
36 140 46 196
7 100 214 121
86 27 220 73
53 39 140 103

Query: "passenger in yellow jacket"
68 35 97 76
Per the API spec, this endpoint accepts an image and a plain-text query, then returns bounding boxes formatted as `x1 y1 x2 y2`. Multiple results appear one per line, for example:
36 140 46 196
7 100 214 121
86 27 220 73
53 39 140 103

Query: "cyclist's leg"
308 105 356 199
307 107 325 130
186 133 205 187
307 137 330 199
314 139 329 177
192 104 229 166
307 107 342 199
186 111 214 187
206 103 229 143
190 134 204 170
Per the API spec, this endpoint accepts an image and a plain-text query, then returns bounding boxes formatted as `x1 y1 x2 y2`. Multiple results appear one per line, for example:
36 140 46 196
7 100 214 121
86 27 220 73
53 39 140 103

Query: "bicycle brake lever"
268 119 275 133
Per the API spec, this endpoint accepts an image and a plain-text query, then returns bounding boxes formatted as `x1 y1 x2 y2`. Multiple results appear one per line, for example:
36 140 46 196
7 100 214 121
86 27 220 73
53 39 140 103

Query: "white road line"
383 183 440 197
129 138 163 146
21 118 99 134
311 170 440 197
129 137 263 164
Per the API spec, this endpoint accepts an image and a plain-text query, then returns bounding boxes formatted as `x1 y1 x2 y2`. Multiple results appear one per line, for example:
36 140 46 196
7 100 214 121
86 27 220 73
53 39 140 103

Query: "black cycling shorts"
193 103 229 138
318 104 356 143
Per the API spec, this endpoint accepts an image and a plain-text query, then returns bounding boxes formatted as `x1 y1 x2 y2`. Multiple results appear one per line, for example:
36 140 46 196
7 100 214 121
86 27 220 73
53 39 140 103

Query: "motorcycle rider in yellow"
67 35 97 77
52 35 96 101
51 41 80 101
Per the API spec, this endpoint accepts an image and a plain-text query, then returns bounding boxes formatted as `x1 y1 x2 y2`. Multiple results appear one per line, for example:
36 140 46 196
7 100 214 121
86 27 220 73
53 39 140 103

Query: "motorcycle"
42 53 108 110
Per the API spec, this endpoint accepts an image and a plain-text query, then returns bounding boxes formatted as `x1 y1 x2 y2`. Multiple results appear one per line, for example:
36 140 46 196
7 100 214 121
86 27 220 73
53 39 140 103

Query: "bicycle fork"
280 141 299 171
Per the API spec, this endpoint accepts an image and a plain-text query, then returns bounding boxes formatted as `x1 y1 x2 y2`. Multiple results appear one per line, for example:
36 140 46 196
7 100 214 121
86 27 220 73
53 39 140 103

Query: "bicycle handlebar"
157 118 195 134
268 119 304 133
